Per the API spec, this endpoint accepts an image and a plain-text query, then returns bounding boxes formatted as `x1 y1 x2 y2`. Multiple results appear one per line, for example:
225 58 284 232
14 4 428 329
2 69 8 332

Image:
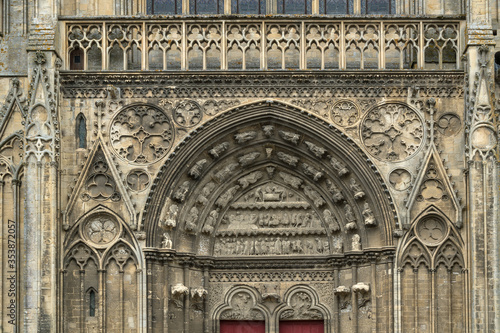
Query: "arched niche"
144 101 397 256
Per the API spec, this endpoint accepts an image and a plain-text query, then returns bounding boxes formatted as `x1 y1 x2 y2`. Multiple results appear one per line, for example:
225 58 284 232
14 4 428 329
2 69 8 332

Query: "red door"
279 320 324 333
220 320 265 333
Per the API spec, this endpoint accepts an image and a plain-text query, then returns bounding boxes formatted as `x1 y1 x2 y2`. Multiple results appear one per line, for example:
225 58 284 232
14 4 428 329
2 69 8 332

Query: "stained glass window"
319 0 353 14
232 0 266 14
362 0 395 14
189 0 224 14
277 0 312 14
148 0 181 14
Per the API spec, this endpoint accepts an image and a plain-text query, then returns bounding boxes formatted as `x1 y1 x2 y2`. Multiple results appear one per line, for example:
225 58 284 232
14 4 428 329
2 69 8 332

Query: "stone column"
465 1 499 329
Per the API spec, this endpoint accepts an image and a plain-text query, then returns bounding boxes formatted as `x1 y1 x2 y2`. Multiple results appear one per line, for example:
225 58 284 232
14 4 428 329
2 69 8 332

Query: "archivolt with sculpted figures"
143 101 397 256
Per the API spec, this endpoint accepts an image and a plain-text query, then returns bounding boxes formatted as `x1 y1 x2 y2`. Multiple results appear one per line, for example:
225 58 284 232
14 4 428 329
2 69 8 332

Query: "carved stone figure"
238 152 260 166
188 159 207 179
161 232 172 249
362 202 377 226
352 234 362 251
279 171 303 189
209 142 230 158
329 156 349 176
234 131 257 143
304 141 326 158
326 179 344 202
302 163 323 181
161 204 179 229
281 292 322 320
262 125 274 137
279 130 300 144
202 210 219 234
172 181 191 203
277 151 299 166
324 209 340 232
303 185 325 207
215 163 239 182
238 171 263 189
344 204 357 230
216 185 240 207
349 178 365 199
185 207 199 232
197 182 216 205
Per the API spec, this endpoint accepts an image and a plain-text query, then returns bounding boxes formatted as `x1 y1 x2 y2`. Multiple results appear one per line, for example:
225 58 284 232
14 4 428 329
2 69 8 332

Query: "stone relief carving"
110 104 174 164
210 271 334 283
277 151 299 167
238 152 261 166
331 100 360 127
262 125 274 137
83 216 119 246
221 292 264 320
389 169 412 191
280 292 323 320
329 156 349 177
202 210 219 234
344 204 357 230
172 180 191 203
362 203 377 226
279 171 303 189
279 130 300 144
184 207 199 232
209 142 230 159
361 103 423 162
302 163 323 181
324 209 340 232
436 113 461 136
173 100 203 127
234 131 257 144
203 99 240 116
126 169 151 192
216 185 241 208
334 286 351 311
349 178 365 200
260 284 280 303
326 179 344 202
189 159 208 179
160 204 179 229
197 182 216 206
215 163 239 182
352 283 371 311
81 150 121 202
352 234 362 251
161 232 173 249
238 171 264 189
214 236 328 256
302 185 326 208
291 99 330 118
304 141 326 158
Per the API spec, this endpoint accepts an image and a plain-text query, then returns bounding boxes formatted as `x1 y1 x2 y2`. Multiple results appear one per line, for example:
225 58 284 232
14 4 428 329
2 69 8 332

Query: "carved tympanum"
361 103 423 161
280 292 323 320
110 105 174 164
221 292 264 320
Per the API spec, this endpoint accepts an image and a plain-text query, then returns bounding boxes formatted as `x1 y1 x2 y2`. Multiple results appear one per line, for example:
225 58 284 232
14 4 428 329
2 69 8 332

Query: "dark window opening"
189 0 224 14
148 0 181 14
76 114 87 149
232 0 266 14
70 48 84 70
362 0 395 14
277 0 312 14
319 0 353 14
89 289 96 317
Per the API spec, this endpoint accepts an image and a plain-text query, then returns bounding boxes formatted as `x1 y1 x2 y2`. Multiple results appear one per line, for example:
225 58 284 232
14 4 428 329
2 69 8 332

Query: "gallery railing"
64 18 462 71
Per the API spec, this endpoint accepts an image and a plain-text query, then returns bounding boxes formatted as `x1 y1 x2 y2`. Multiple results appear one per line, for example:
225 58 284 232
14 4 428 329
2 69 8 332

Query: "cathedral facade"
0 0 499 332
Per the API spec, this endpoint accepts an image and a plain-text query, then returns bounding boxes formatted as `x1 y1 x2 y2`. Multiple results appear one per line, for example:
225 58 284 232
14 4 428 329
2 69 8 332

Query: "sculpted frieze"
214 236 329 256
209 142 230 159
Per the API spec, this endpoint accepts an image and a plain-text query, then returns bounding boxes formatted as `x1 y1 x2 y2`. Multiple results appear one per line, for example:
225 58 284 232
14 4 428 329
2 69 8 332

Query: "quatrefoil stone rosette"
109 104 174 164
360 103 424 162
80 215 122 248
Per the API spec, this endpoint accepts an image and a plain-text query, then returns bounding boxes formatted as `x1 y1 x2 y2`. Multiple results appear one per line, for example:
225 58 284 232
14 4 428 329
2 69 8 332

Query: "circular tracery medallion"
82 216 120 247
110 105 174 164
361 103 424 162
415 216 447 246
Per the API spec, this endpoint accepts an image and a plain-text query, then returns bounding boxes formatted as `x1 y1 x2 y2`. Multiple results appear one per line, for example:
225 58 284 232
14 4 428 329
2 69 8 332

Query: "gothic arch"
213 285 271 332
144 100 397 256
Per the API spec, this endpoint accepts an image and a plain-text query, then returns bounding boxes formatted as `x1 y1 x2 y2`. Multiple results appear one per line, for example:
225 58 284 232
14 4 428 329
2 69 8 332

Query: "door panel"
279 320 324 333
220 320 265 333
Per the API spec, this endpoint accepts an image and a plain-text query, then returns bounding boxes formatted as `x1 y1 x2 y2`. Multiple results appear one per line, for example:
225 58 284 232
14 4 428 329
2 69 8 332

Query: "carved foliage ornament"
361 103 423 162
110 105 174 164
